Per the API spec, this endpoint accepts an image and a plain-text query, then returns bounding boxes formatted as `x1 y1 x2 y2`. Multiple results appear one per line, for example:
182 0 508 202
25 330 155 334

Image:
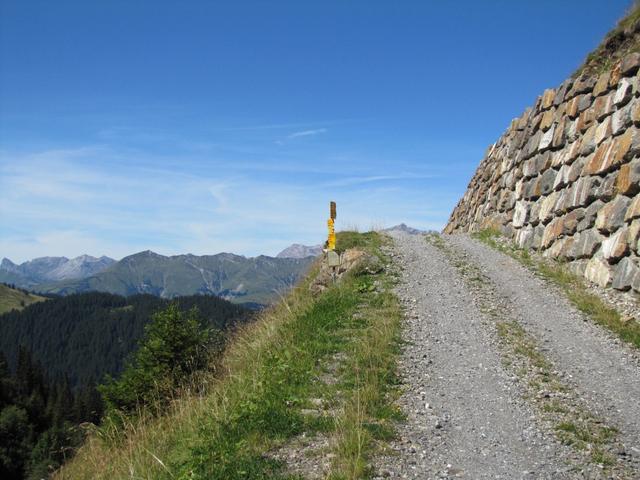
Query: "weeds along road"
376 231 640 480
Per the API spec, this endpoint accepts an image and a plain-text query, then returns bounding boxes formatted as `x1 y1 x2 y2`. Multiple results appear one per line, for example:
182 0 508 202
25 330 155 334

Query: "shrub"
99 304 220 416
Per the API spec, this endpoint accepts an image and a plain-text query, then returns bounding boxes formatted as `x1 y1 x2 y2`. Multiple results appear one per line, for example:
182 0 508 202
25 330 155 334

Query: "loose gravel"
375 231 575 479
446 234 640 470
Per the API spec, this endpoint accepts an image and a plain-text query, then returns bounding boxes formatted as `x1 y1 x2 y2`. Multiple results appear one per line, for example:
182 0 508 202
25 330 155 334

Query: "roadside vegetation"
473 228 640 350
575 2 640 77
55 231 403 480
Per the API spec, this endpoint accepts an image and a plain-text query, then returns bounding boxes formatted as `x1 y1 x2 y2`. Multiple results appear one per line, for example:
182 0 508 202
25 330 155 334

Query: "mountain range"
0 255 116 287
1 246 319 305
276 243 323 259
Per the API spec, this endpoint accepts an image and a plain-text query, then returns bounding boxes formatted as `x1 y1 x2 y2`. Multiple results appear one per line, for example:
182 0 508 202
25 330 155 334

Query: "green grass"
472 229 640 350
335 231 383 255
55 231 403 480
574 3 640 77
0 283 46 314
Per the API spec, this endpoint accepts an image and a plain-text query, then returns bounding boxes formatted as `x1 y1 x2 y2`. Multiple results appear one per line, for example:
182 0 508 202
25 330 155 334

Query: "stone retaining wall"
444 53 640 293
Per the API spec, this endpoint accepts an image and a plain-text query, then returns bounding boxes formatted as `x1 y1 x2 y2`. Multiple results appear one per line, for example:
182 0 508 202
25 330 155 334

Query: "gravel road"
376 231 576 479
446 234 640 468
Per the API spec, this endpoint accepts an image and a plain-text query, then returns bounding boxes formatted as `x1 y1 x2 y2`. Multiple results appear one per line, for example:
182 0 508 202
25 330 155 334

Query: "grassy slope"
575 3 640 77
55 231 403 480
0 283 46 314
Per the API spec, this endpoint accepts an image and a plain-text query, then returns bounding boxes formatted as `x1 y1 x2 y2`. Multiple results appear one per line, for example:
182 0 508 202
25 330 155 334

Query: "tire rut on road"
375 231 574 479
446 233 640 470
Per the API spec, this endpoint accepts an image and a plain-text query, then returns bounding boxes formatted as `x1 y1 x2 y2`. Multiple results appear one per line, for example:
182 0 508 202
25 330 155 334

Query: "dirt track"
375 231 640 480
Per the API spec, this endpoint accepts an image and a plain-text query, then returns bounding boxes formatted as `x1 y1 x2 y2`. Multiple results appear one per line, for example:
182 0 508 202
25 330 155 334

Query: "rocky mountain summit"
276 243 323 259
382 223 425 235
0 254 115 287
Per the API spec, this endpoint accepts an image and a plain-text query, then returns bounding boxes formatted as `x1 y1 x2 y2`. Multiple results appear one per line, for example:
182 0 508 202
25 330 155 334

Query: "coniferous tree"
0 405 32 480
100 304 218 414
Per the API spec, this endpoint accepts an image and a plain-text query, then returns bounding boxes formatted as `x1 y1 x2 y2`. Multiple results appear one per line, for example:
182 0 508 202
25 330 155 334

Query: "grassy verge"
473 228 640 350
55 231 402 480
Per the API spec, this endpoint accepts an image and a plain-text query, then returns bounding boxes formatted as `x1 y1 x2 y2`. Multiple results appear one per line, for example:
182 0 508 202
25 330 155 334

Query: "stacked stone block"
445 53 640 293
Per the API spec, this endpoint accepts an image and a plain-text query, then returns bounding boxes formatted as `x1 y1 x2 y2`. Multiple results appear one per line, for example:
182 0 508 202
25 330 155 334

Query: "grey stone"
611 256 640 290
577 200 604 231
553 164 571 191
567 157 585 183
552 189 570 215
571 75 596 96
532 224 545 249
613 78 634 107
612 102 633 135
539 124 555 151
523 177 541 200
538 168 557 196
580 124 598 155
621 52 640 77
594 172 618 203
567 259 588 277
596 195 632 233
570 229 604 259
594 117 612 145
512 201 529 228
584 255 612 287
629 219 640 253
497 189 515 212
565 176 601 210
616 158 640 196
516 225 534 248
525 130 543 158
554 79 573 106
602 227 630 262
578 94 592 113
625 195 640 221
538 192 560 224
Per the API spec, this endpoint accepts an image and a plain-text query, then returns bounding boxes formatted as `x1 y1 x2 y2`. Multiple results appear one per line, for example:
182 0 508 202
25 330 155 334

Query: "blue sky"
0 0 633 261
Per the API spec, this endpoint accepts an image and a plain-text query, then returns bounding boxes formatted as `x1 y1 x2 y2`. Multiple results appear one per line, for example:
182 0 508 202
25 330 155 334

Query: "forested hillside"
0 293 251 479
0 348 102 480
0 292 251 389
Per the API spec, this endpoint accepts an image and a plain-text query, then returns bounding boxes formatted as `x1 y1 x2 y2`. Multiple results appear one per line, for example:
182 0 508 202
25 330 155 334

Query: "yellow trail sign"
327 218 336 251
327 201 336 250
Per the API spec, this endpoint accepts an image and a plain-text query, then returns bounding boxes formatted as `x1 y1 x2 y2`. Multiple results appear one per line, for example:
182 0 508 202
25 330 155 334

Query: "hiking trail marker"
327 201 336 250
326 201 341 267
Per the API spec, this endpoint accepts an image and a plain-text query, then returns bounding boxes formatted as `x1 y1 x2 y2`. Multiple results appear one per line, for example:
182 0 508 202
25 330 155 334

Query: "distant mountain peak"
276 244 323 259
124 250 165 261
0 254 116 284
1 258 17 269
382 224 424 235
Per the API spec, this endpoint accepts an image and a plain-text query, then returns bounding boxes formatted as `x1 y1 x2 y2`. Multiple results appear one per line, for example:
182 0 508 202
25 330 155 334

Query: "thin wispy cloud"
287 128 327 139
0 136 469 262
323 174 436 188
216 118 369 132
